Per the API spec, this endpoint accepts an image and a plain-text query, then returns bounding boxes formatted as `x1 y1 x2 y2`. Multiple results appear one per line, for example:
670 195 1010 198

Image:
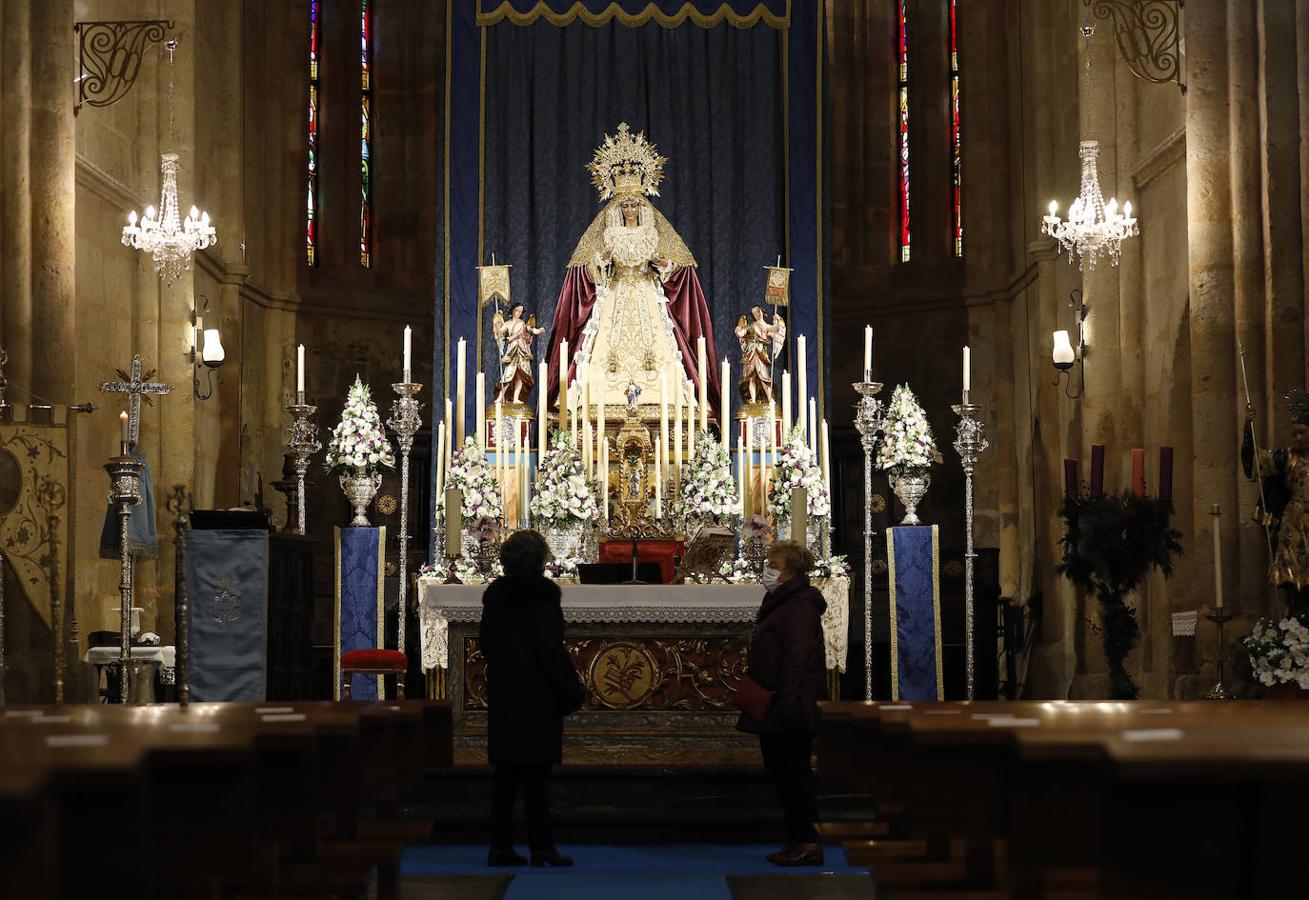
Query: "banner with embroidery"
186 529 269 701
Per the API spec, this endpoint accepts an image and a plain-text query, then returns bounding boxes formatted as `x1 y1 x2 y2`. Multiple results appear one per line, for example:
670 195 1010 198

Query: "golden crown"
587 123 667 201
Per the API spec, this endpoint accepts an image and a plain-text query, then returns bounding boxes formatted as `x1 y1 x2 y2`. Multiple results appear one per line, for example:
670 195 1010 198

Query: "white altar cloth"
417 578 850 674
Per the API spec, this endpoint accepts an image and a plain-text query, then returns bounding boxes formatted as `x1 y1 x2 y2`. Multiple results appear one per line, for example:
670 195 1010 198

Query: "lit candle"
456 338 467 444
119 411 129 454
475 373 486 449
797 335 807 436
403 325 412 380
659 370 669 486
863 326 873 378
1212 504 1224 609
296 344 306 398
720 357 730 451
537 361 548 457
445 488 463 557
559 339 570 433
781 371 791 438
697 336 708 433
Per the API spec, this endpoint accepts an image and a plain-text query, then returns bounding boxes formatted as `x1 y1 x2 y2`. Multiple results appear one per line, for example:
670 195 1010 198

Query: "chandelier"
121 152 216 282
1039 21 1138 271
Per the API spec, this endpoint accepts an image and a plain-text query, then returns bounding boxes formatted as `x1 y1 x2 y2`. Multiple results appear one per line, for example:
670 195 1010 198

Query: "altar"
417 579 849 765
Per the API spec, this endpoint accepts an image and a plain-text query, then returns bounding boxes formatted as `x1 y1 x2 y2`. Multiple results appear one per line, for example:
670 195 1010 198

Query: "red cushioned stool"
340 648 408 700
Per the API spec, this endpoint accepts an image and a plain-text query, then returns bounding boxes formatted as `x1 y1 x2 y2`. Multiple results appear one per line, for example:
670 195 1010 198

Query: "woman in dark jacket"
479 529 585 867
738 539 828 866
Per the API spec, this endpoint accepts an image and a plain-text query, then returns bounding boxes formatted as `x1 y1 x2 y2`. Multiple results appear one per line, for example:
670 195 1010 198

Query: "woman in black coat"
479 529 585 867
737 539 828 866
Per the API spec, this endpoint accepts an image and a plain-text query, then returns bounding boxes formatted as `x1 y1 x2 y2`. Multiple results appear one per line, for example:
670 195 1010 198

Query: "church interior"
4 0 1309 896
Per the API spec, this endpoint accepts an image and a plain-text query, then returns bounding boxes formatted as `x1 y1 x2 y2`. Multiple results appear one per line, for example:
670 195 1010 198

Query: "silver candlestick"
952 397 988 700
105 450 144 704
387 380 423 663
285 396 321 535
853 376 885 701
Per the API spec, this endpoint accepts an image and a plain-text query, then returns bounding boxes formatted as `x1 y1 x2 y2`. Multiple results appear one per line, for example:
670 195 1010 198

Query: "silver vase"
339 470 383 527
889 468 930 526
544 519 585 560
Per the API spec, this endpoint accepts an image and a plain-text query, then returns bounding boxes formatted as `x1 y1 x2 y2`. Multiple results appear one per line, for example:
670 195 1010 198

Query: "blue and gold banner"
186 529 269 702
887 525 943 702
334 526 387 700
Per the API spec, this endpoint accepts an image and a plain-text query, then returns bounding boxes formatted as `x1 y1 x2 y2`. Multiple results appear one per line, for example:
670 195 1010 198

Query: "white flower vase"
889 468 931 526
340 470 383 527
544 519 585 560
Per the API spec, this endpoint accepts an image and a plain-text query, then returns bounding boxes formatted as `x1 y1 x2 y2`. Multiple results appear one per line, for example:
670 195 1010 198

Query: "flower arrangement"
418 557 502 585
675 430 739 522
767 427 832 521
1243 613 1309 689
876 384 941 473
813 554 852 580
545 555 585 582
435 436 503 522
716 556 758 584
325 376 396 473
741 514 771 543
529 430 599 525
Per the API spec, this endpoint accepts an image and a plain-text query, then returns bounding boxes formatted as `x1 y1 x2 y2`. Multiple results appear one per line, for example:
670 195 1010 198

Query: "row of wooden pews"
818 700 1309 899
0 700 452 899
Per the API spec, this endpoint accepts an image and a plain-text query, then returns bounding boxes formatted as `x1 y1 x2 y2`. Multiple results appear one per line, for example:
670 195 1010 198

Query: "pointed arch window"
359 0 373 268
306 0 321 266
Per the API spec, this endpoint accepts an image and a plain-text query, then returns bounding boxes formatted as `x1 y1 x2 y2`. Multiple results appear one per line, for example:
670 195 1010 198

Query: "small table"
84 646 176 704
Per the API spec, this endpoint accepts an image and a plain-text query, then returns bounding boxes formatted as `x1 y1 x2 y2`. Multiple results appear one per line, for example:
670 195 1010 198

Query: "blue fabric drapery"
335 526 387 700
435 1 825 538
887 525 943 702
186 529 269 702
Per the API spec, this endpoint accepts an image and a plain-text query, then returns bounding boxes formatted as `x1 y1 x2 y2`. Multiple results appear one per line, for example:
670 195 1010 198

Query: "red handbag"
732 675 774 723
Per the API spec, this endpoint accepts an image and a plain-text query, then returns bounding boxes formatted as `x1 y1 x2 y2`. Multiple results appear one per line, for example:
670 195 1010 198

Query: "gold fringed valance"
477 1 790 30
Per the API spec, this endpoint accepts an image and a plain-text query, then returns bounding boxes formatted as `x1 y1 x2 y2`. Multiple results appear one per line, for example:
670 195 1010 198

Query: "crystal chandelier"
119 39 216 283
1039 21 1138 271
121 152 216 282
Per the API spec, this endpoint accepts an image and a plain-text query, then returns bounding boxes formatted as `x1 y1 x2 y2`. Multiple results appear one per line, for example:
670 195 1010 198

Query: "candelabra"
387 380 424 659
1205 611 1236 701
853 377 885 701
285 398 321 535
105 451 144 704
952 399 989 700
165 485 191 707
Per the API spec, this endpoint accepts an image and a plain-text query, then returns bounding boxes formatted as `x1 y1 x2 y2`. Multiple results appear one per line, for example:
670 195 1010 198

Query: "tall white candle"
737 439 745 517
456 338 467 443
744 417 753 518
659 370 669 485
809 397 818 454
584 418 593 478
445 488 463 557
515 421 524 527
673 383 683 473
797 335 807 435
697 336 708 433
475 373 486 449
403 325 412 378
963 345 971 392
600 438 609 518
559 339 570 432
863 326 873 376
654 443 663 519
821 419 832 503
781 371 791 438
1212 504 1224 609
769 399 778 462
537 361 548 456
444 397 453 460
720 357 730 452
495 399 503 500
435 421 446 497
296 344 306 395
596 387 606 471
688 396 697 460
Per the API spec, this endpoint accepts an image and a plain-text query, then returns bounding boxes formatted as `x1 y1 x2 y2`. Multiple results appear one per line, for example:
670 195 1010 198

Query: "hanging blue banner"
335 526 387 700
888 525 944 702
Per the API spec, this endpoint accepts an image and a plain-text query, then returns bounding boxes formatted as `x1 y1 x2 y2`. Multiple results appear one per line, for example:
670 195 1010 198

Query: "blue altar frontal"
887 525 944 701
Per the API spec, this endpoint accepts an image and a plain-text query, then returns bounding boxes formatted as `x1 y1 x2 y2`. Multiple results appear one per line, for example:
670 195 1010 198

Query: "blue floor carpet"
402 844 865 899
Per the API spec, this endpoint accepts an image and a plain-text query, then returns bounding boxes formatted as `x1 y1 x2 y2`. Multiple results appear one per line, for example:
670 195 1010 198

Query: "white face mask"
760 567 782 590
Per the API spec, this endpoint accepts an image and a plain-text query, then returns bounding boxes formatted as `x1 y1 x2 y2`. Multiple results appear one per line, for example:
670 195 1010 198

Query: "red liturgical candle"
1064 459 1079 498
1131 448 1146 497
1090 444 1105 498
1159 446 1174 502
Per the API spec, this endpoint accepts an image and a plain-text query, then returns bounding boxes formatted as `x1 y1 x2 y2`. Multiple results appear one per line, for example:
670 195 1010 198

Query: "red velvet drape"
544 265 722 416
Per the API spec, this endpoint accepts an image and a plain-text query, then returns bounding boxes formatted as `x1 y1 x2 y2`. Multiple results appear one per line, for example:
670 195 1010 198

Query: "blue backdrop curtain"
435 0 825 535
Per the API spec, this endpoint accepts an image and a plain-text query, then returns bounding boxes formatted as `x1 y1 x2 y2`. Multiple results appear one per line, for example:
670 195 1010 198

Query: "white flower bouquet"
876 384 942 473
1243 614 1309 689
767 427 832 520
325 376 396 473
436 436 503 522
530 430 599 525
675 430 739 522
418 557 502 585
545 555 585 582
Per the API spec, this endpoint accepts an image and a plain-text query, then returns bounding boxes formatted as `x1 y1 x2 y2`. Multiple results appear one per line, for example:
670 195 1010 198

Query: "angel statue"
1243 389 1309 609
734 305 786 405
545 123 720 417
491 302 543 405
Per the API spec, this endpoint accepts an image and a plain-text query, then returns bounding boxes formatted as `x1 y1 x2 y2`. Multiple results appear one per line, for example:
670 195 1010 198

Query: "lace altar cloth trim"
416 579 850 673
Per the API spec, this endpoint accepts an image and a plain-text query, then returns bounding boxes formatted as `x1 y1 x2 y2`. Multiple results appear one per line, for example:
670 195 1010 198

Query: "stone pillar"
1185 0 1240 618
1 0 33 393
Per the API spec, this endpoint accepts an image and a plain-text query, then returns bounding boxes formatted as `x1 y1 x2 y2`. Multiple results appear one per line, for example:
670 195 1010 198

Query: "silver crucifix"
100 355 172 447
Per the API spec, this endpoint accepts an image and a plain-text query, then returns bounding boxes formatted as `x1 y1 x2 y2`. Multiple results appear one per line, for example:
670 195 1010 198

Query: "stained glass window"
950 0 962 258
359 0 372 268
897 0 910 263
306 0 320 267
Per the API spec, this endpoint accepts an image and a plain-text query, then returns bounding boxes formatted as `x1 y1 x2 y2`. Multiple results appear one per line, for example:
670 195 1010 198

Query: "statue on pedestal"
492 302 543 406
734 305 786 405
1244 390 1309 609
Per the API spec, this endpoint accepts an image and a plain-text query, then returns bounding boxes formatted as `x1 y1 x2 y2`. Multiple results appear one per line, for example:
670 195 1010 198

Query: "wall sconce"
1052 288 1086 399
190 295 225 400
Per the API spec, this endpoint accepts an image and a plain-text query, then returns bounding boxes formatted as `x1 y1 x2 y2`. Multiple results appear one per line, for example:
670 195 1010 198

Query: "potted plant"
876 384 942 525
325 376 396 526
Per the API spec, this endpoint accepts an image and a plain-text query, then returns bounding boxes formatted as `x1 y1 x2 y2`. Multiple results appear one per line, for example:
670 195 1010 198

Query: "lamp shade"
1052 330 1076 367
201 328 225 366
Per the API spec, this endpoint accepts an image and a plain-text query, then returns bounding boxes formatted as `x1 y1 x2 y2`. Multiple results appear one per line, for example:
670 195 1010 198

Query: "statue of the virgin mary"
545 124 720 416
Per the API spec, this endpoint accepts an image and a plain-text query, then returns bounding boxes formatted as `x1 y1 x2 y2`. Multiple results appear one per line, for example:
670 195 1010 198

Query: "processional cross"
100 355 172 448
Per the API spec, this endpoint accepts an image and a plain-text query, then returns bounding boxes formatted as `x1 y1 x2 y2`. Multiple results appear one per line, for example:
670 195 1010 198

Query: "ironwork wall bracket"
1090 0 1185 93
73 20 174 115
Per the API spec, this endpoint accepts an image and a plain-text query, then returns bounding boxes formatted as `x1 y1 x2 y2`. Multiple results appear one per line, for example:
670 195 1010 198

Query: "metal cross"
100 355 172 447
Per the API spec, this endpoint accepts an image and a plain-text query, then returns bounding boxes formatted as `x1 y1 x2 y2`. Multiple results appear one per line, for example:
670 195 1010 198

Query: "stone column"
1185 0 1240 618
1 0 33 393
